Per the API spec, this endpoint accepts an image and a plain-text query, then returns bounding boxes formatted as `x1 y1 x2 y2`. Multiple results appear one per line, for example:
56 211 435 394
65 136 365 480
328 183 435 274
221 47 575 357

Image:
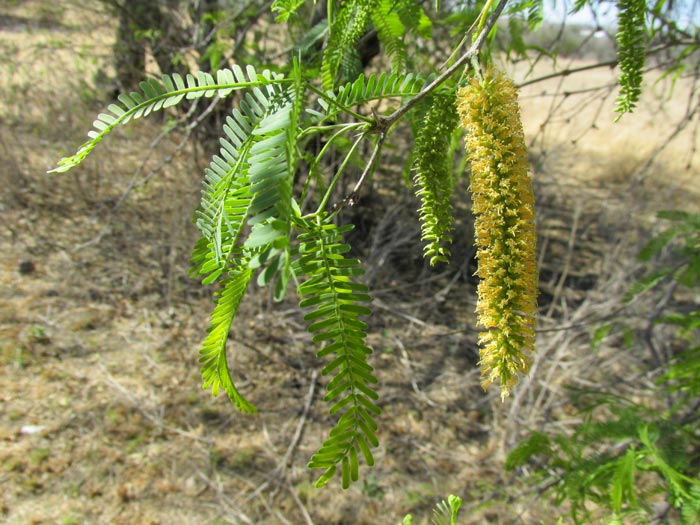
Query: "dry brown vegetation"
1 2 699 524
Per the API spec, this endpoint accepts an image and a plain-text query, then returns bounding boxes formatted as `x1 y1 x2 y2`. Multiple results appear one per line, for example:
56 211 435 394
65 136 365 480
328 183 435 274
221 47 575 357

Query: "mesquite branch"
378 0 510 130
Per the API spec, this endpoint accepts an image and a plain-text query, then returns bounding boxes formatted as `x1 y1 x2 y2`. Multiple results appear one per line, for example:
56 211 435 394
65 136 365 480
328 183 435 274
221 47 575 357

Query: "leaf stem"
299 122 365 138
351 132 385 195
328 131 386 220
315 131 368 214
305 83 375 124
300 124 364 208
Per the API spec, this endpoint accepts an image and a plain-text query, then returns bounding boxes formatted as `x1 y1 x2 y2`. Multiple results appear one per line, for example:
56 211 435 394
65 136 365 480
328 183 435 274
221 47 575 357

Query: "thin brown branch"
517 60 618 89
351 131 385 193
518 41 693 91
380 0 510 128
328 131 386 215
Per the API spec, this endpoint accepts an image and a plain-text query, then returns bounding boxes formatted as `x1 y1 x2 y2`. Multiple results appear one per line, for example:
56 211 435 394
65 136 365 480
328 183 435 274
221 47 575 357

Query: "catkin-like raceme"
457 68 538 400
615 0 646 118
413 91 459 265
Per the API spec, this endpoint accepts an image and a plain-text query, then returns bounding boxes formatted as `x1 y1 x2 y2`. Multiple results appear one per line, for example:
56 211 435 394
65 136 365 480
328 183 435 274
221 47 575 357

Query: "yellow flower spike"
457 68 538 401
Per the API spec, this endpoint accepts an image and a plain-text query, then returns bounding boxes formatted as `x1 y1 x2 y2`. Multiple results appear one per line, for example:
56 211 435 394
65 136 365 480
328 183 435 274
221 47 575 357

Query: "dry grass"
1 2 699 524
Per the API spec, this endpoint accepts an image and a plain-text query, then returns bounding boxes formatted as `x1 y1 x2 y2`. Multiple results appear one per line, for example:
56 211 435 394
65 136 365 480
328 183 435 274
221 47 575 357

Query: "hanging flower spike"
413 91 459 266
457 68 538 401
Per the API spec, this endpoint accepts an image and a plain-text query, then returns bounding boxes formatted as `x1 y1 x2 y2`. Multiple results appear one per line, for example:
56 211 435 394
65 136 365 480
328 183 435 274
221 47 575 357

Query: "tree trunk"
113 0 167 92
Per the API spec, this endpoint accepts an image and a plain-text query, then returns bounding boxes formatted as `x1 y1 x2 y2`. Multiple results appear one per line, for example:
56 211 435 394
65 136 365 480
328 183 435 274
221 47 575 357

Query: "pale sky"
545 0 618 28
544 0 699 29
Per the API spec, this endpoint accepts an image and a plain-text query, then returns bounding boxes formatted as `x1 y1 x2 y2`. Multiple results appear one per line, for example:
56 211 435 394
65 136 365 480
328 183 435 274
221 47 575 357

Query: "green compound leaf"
191 81 293 286
505 431 551 470
322 0 377 90
371 0 433 74
372 0 408 74
295 217 379 488
431 495 463 525
271 0 306 22
610 446 637 514
680 483 700 525
194 74 307 413
199 267 256 413
51 66 289 173
317 71 426 124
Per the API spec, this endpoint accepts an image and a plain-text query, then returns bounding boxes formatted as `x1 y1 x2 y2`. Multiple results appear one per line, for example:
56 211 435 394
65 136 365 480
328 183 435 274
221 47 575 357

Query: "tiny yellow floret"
457 68 538 400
